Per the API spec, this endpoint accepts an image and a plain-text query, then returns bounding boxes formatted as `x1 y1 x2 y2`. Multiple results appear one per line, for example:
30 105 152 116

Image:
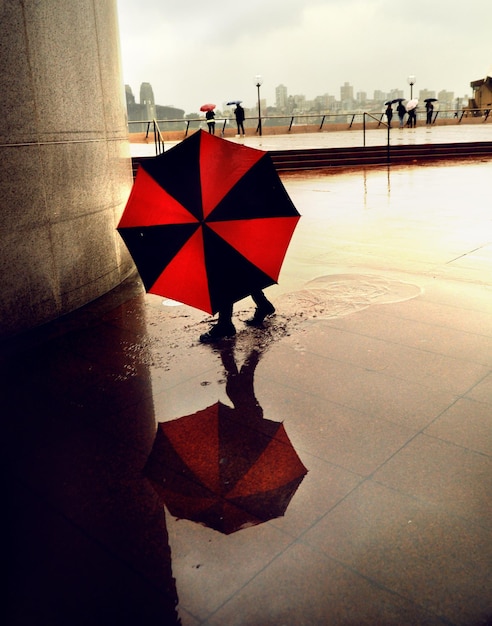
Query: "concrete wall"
0 0 134 339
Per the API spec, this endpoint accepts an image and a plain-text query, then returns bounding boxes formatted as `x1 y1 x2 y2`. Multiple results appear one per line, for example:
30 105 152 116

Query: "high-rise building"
356 91 367 106
275 84 288 111
419 88 436 102
340 82 354 109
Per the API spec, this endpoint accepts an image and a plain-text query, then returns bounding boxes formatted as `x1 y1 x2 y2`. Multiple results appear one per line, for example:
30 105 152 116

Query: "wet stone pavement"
4 159 492 625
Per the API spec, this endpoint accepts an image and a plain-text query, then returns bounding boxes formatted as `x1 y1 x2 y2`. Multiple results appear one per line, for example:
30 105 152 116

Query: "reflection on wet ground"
4 159 492 625
145 344 307 536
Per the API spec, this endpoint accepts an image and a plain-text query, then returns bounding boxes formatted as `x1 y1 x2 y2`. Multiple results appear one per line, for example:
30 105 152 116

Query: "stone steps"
131 141 492 178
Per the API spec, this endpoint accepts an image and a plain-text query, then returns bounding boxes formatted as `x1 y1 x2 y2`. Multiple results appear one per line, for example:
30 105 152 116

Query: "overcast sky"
116 0 492 114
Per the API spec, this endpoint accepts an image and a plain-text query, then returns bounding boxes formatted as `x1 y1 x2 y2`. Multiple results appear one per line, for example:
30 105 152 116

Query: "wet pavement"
4 158 492 625
130 120 492 156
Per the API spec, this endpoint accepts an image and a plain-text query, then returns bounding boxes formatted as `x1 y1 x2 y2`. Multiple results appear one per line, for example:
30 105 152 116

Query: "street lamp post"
407 74 416 100
255 74 263 136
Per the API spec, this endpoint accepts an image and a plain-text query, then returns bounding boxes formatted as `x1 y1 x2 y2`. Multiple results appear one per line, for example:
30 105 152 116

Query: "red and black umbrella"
200 103 216 112
117 130 300 314
144 402 307 534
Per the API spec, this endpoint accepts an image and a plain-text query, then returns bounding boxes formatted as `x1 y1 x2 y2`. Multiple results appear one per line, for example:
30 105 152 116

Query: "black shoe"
245 303 275 327
199 322 236 343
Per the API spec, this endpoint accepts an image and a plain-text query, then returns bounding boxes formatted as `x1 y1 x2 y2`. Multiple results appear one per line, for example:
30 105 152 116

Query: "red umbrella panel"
200 103 216 111
144 402 308 535
117 130 300 314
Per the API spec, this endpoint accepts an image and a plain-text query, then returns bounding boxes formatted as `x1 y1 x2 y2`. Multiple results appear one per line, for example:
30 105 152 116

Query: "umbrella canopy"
406 98 419 111
117 130 300 314
392 98 406 103
144 401 308 534
200 103 216 112
227 100 242 105
424 98 438 103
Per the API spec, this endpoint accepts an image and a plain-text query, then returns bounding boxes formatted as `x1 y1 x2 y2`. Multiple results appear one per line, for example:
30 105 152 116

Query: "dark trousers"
218 291 270 324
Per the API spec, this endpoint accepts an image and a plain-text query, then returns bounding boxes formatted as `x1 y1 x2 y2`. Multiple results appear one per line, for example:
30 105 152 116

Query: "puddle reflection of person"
200 291 275 343
219 343 279 441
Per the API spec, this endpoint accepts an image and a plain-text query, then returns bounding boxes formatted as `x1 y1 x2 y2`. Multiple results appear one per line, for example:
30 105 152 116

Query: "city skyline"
116 0 491 115
125 79 457 117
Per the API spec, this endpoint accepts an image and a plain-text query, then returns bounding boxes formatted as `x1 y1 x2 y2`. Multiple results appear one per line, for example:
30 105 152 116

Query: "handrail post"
349 114 356 128
185 120 190 137
319 115 325 131
221 119 227 136
387 119 390 164
363 113 366 146
288 116 294 131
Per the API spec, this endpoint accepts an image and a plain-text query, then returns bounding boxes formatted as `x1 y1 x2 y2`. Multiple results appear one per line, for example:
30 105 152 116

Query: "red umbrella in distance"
200 103 216 111
144 402 307 534
117 130 300 314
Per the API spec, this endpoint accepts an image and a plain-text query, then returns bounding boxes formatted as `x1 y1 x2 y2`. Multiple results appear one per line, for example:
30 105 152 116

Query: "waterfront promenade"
129 118 492 156
4 138 492 624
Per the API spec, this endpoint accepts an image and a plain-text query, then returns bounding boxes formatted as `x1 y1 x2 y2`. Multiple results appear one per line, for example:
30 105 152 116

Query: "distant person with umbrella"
407 107 417 128
425 99 435 125
206 108 216 134
396 101 406 128
405 99 418 128
234 103 246 136
385 102 393 127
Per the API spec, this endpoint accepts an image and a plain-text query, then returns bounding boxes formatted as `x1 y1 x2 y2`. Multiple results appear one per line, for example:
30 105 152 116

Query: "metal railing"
144 119 165 155
363 112 390 162
129 107 492 160
130 107 490 138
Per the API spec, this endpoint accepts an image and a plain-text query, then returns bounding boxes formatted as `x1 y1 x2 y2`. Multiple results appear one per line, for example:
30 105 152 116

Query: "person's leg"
200 303 236 342
245 291 275 326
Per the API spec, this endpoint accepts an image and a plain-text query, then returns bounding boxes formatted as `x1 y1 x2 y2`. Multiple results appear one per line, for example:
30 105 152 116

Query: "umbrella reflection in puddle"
145 343 307 534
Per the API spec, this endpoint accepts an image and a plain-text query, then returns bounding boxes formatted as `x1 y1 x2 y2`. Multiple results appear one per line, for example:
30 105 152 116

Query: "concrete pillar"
0 0 134 339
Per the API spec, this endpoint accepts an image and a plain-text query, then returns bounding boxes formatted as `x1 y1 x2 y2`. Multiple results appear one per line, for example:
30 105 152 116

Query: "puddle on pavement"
124 273 422 376
275 273 422 321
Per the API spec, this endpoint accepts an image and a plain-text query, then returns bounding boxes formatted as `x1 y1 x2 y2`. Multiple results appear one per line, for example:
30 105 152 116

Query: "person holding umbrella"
385 102 393 127
206 108 216 134
396 100 406 128
234 103 246 136
407 103 417 128
425 99 434 125
117 130 300 346
200 104 216 134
